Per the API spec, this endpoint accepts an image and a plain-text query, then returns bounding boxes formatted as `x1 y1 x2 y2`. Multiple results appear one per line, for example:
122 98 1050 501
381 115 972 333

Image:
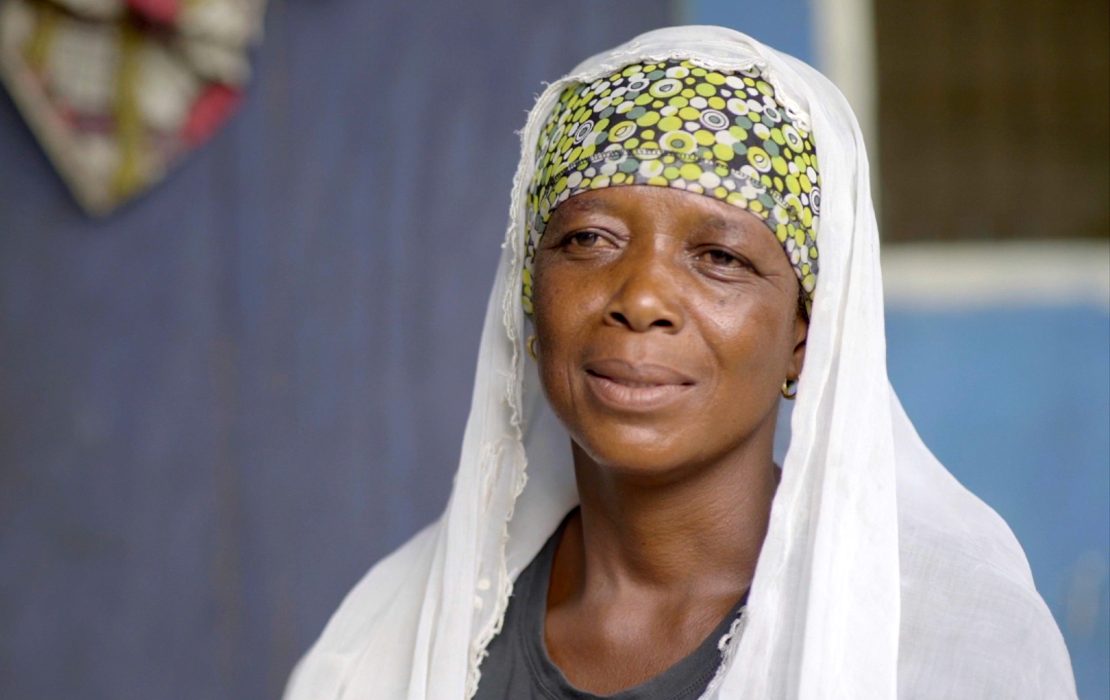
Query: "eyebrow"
550 196 765 239
545 196 617 234
697 216 732 232
693 215 756 238
556 196 614 216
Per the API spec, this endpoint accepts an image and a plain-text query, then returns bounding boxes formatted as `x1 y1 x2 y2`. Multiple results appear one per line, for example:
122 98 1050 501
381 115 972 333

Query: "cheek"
531 262 589 411
532 259 604 348
532 264 567 350
702 294 795 389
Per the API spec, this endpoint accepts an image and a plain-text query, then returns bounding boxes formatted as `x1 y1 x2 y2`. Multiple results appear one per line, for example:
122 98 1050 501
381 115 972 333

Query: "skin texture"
530 185 808 694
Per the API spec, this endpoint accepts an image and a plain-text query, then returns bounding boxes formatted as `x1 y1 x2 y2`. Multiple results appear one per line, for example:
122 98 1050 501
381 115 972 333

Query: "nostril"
607 310 679 331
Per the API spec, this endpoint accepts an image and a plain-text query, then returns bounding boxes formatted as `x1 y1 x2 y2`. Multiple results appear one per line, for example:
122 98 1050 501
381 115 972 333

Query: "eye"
540 226 621 257
560 230 606 248
699 247 752 269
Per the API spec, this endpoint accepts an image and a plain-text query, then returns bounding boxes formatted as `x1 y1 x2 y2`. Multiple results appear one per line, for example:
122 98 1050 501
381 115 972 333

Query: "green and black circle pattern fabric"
523 58 821 317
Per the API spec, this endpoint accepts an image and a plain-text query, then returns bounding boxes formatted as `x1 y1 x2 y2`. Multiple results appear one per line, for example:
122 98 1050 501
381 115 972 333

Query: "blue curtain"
0 2 675 697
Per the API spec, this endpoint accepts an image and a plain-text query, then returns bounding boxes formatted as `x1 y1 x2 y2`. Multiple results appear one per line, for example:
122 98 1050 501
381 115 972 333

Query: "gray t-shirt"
473 514 746 699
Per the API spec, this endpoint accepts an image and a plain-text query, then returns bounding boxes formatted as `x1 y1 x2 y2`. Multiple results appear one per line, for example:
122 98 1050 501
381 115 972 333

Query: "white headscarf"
284 26 1076 699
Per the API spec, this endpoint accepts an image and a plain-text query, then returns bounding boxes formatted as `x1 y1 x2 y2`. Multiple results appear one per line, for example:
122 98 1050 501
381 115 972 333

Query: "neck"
557 424 779 604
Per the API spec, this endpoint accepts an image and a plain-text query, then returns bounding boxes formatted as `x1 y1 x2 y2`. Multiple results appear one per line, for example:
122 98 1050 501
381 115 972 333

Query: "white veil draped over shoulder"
284 26 1076 699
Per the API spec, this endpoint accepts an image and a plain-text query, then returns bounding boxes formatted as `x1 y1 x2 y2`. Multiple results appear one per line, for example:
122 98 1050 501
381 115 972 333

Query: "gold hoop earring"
526 335 539 361
781 378 798 400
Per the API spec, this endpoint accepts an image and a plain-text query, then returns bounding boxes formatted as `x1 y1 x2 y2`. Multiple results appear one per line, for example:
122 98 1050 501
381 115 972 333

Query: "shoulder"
283 522 441 700
897 522 1076 699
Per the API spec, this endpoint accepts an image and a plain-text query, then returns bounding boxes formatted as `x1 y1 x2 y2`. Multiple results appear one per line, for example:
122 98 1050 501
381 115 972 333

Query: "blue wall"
887 304 1109 699
686 0 814 64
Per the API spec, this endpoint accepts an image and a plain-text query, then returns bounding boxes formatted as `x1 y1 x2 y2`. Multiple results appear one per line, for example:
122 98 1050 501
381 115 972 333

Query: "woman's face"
532 185 808 479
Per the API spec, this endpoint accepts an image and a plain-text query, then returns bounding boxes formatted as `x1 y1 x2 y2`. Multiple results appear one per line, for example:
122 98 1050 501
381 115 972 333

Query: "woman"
285 26 1076 699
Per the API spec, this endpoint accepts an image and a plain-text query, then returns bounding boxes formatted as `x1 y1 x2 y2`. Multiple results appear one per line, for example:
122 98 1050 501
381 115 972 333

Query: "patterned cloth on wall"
0 0 266 214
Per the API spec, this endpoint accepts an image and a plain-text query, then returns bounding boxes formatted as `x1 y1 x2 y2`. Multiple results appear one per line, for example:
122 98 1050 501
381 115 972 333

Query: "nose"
603 248 685 334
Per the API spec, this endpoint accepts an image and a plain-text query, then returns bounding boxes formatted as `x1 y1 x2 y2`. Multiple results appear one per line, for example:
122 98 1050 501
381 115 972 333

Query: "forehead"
547 186 772 237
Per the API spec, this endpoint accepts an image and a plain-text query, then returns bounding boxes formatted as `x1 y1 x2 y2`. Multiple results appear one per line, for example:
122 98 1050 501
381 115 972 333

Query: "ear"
788 311 808 381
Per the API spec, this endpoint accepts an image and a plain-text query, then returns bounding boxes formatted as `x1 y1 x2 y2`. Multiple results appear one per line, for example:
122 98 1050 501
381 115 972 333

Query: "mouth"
583 359 696 411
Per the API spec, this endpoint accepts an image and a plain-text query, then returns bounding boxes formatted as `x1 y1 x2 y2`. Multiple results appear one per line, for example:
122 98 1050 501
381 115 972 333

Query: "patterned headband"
523 58 821 317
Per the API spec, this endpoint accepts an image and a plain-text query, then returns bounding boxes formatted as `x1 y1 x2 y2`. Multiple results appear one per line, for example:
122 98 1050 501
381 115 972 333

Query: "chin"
571 423 713 484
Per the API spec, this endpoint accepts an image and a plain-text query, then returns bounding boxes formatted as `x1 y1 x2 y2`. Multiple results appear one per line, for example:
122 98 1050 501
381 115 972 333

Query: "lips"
583 358 695 411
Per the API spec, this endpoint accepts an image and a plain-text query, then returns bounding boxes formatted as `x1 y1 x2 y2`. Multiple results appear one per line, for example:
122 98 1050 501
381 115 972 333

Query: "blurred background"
0 0 1106 697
